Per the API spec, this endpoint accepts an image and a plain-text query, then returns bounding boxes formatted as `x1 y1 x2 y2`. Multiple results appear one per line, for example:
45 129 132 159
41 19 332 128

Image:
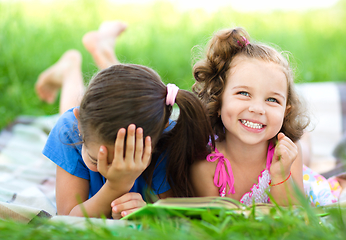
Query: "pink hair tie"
166 83 179 106
237 36 250 47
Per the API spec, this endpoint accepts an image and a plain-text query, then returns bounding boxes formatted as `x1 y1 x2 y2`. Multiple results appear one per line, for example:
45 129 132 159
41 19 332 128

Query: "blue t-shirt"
43 107 174 199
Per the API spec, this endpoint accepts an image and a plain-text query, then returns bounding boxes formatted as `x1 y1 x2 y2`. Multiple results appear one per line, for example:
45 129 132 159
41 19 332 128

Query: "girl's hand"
270 133 298 182
111 192 147 219
97 124 152 193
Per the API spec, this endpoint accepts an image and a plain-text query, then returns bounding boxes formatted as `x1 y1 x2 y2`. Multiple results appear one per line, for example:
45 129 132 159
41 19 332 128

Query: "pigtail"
163 90 215 197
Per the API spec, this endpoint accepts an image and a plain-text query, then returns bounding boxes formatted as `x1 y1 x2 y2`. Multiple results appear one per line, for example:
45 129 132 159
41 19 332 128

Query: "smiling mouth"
240 119 264 129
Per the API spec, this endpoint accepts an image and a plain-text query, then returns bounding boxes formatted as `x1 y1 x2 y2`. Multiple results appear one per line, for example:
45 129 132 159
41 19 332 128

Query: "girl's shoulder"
58 107 78 125
191 151 219 174
191 142 221 179
45 107 81 147
190 153 221 197
54 107 79 135
43 107 87 179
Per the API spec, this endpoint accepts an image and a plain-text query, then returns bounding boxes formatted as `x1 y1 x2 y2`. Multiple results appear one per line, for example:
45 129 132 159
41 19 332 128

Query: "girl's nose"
248 101 265 114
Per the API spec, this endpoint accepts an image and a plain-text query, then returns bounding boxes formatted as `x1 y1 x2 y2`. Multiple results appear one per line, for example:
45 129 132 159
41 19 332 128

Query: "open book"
122 196 341 220
122 197 278 220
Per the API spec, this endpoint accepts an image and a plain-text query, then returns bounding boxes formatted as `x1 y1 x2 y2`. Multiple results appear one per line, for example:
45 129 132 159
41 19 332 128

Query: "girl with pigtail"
39 21 214 219
191 27 312 206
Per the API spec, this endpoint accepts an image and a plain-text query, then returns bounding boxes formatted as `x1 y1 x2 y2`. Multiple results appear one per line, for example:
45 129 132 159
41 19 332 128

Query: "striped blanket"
0 115 59 223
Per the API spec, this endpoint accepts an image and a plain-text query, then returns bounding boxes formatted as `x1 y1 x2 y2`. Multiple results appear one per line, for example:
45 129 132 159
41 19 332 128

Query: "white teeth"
240 120 263 129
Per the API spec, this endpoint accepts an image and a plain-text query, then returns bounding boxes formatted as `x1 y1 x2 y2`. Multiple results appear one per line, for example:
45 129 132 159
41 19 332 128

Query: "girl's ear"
73 108 80 120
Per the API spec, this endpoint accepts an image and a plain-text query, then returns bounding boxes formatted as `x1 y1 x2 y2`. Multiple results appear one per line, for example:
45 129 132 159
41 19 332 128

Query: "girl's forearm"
269 178 303 206
69 181 130 218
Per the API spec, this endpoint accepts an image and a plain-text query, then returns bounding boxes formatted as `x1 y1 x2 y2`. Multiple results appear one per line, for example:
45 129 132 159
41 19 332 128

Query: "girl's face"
220 56 288 146
81 141 115 172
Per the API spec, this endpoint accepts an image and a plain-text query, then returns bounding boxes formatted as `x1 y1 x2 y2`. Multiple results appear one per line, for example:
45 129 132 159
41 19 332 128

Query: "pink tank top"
206 142 275 205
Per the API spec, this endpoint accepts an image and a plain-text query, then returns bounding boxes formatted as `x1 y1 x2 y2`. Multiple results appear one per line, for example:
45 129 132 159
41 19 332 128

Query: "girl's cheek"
81 154 98 172
86 162 98 172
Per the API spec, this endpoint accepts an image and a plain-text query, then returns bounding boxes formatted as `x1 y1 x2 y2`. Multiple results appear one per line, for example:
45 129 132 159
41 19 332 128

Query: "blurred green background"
1 0 346 129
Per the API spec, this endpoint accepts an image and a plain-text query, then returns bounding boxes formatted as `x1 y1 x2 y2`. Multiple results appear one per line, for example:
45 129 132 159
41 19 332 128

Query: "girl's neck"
217 135 269 165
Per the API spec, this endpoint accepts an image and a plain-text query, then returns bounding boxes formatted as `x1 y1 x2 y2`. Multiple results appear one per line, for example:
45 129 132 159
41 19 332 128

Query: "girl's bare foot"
35 50 82 103
82 21 127 70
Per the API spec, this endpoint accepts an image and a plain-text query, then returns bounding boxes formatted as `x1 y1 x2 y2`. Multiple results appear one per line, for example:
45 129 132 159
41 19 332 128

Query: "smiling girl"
191 28 310 205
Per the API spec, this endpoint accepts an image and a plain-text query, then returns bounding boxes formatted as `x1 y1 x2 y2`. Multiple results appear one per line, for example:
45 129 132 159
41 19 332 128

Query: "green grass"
1 1 346 236
1 0 346 129
0 203 345 240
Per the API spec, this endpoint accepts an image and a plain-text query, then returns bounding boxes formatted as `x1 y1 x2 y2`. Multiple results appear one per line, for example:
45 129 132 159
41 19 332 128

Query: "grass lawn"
1 202 346 240
1 0 346 238
1 0 346 129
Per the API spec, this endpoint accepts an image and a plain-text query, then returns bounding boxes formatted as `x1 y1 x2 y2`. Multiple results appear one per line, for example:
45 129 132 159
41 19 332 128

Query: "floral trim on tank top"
239 169 271 205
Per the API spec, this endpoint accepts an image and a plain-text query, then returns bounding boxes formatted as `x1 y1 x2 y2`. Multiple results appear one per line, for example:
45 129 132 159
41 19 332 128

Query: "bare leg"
36 21 127 113
35 50 84 114
82 21 127 70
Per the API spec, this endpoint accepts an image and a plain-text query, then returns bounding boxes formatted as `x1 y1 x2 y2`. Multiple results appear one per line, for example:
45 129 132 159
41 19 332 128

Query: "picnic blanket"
0 82 345 224
0 115 59 223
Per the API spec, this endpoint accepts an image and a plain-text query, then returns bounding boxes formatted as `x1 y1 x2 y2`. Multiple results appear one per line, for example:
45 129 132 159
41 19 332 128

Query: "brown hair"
79 64 214 197
193 27 309 142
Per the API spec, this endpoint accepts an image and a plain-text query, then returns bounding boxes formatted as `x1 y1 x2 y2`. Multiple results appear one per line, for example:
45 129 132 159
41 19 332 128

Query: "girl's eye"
90 161 97 166
238 91 250 97
89 158 98 165
267 98 279 103
87 154 98 165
